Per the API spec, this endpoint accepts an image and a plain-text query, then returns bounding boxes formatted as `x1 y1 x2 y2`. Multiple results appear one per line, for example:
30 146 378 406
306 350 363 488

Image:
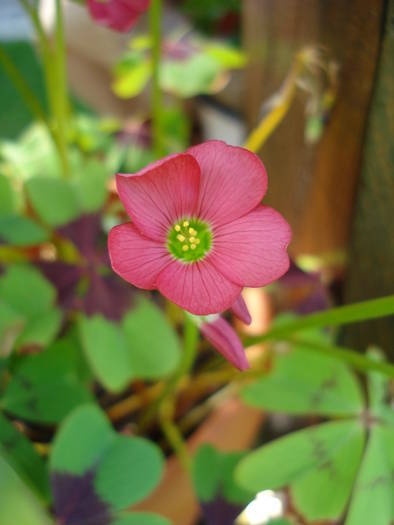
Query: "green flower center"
167 218 212 262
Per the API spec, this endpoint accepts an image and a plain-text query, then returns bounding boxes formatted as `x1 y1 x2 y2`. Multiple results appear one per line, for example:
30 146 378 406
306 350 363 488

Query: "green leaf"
72 158 109 212
16 308 62 348
0 453 52 525
122 299 180 379
50 404 114 474
112 514 172 525
193 444 222 502
0 300 24 355
291 425 365 520
113 52 152 99
79 315 133 392
1 339 92 423
0 265 61 349
0 215 49 246
160 106 190 152
161 54 221 97
95 435 163 508
242 338 364 416
0 124 61 181
193 444 253 505
366 348 394 426
0 174 16 214
51 405 164 507
236 420 365 521
204 43 247 68
0 265 55 318
345 425 394 525
0 413 49 500
267 518 294 525
26 176 80 226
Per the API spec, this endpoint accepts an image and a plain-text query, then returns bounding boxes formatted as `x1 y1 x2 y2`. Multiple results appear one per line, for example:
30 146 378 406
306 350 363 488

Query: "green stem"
19 0 70 178
288 337 394 378
53 0 70 173
0 45 47 123
244 295 394 347
158 313 198 470
159 406 192 472
180 313 199 376
149 0 164 158
139 311 199 430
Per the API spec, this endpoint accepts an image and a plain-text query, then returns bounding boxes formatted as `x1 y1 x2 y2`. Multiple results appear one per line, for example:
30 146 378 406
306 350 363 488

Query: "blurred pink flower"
87 0 150 32
108 140 291 316
200 311 250 371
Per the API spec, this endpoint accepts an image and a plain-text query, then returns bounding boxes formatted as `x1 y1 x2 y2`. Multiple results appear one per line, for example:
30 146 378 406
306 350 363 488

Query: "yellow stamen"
191 244 196 250
189 237 196 243
176 234 185 242
183 221 189 227
189 227 197 235
182 245 189 251
174 224 181 232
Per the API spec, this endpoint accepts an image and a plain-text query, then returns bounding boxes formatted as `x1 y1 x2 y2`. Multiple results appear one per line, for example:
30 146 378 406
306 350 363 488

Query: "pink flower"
108 140 291 316
87 0 150 33
199 296 251 370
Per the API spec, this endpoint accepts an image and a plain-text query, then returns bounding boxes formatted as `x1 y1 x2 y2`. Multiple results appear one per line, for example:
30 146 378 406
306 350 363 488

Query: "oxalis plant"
0 1 393 525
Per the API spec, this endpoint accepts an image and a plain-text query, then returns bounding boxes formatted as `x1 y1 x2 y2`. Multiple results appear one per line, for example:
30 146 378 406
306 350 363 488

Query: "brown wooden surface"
242 0 384 257
343 0 394 355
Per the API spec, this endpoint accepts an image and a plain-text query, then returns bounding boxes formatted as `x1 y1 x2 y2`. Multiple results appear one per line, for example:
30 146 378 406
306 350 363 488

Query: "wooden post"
242 0 383 257
343 0 394 355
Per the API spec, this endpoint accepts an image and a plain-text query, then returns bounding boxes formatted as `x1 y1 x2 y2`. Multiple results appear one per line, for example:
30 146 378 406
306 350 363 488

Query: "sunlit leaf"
242 336 364 416
113 52 151 99
291 423 365 520
366 348 394 426
161 54 220 97
204 43 246 68
345 425 394 525
236 420 365 521
0 453 52 525
267 518 294 525
0 124 60 181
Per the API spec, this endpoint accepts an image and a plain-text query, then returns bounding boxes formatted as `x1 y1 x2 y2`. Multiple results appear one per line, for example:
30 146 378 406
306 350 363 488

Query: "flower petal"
187 140 267 227
156 258 242 315
210 205 291 287
108 222 171 289
116 153 200 241
201 317 250 371
88 0 148 32
231 294 252 325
